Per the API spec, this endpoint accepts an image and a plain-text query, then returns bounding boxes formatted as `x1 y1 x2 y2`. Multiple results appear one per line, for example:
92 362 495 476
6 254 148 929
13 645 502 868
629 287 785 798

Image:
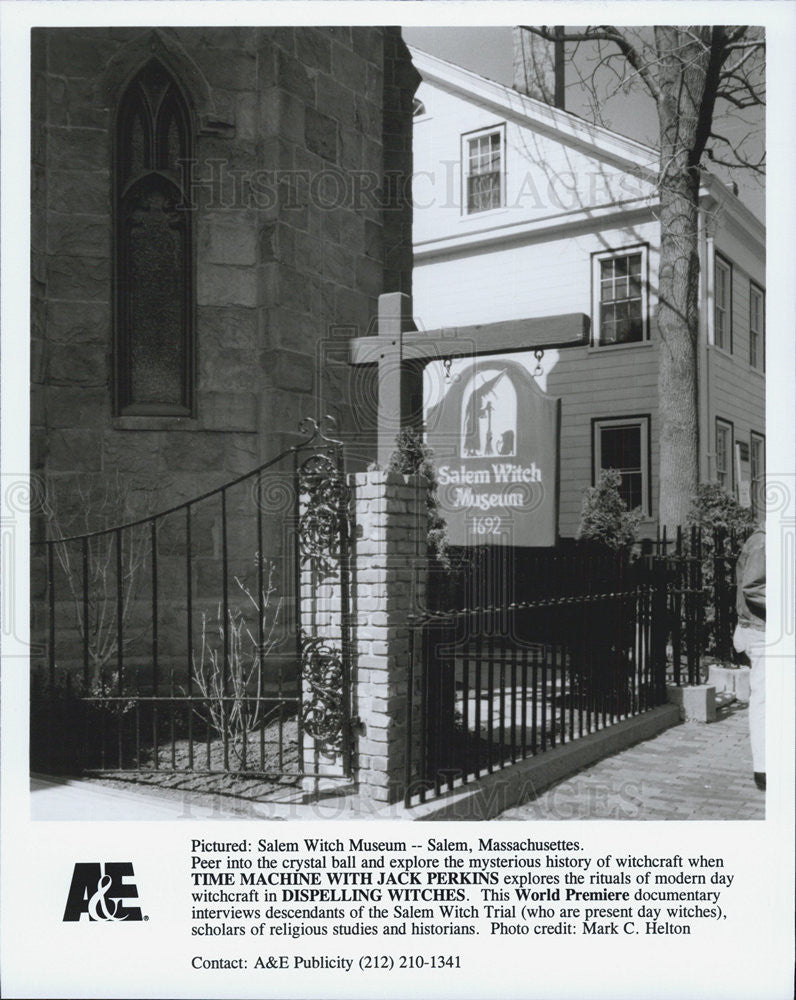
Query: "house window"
749 282 764 370
592 247 648 345
463 125 504 214
593 416 650 513
115 59 194 416
714 254 732 352
750 431 765 518
715 418 733 491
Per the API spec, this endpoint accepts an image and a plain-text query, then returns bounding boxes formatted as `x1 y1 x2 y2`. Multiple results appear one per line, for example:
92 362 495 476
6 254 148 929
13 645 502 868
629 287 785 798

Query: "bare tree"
42 473 153 685
519 26 765 529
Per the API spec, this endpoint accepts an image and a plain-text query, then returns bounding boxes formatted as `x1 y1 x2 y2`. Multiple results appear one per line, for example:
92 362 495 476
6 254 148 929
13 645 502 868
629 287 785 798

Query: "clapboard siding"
708 225 766 481
412 57 764 535
552 341 660 537
412 76 657 247
415 221 660 329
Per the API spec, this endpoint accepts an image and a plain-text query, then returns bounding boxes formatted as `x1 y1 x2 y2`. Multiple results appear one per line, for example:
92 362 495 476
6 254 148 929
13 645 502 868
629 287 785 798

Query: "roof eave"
409 45 659 173
700 174 766 247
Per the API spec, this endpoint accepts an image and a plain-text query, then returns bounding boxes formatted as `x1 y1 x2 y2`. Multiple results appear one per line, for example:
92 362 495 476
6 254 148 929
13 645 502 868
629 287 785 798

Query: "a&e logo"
63 862 144 922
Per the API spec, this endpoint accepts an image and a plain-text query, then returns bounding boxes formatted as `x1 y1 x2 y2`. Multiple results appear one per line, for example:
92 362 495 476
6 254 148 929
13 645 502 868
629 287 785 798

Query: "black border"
589 242 650 347
590 412 652 517
460 121 507 217
714 251 733 355
112 57 196 419
715 415 735 492
749 279 765 371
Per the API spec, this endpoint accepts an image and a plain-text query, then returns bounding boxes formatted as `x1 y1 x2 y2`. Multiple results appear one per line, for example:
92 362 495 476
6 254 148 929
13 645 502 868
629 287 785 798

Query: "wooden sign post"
348 292 589 543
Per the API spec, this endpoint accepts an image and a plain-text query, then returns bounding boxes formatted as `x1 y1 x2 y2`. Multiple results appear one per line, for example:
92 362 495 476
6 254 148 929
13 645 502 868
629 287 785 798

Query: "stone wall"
31 26 418 670
32 25 417 500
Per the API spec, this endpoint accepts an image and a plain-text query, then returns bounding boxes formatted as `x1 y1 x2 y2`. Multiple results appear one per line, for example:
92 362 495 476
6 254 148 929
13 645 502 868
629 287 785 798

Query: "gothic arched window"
115 60 193 415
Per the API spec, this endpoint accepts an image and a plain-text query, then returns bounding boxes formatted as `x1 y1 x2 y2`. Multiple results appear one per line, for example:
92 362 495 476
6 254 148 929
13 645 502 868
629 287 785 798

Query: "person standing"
733 524 766 790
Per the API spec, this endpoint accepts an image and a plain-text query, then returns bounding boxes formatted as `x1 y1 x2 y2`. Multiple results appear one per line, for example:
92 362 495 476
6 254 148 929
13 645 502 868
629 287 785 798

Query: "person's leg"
746 633 766 788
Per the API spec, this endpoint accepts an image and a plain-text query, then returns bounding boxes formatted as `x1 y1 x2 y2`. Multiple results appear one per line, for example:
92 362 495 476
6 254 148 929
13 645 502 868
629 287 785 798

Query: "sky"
402 26 765 221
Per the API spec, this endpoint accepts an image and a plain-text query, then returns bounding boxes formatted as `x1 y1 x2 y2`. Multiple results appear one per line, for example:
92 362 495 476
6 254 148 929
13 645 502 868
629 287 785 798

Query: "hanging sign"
426 357 560 546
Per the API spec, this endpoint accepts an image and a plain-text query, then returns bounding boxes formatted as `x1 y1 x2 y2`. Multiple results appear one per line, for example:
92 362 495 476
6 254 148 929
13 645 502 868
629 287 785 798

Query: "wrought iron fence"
30 419 352 782
405 528 745 805
648 524 745 677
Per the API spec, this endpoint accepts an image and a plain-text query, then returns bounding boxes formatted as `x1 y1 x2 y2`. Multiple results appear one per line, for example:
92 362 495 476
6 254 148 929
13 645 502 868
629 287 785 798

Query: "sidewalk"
30 704 764 823
497 703 764 821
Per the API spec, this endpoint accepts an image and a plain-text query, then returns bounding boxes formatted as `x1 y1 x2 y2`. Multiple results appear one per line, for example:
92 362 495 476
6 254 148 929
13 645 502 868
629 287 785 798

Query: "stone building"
31 26 417 511
30 26 418 690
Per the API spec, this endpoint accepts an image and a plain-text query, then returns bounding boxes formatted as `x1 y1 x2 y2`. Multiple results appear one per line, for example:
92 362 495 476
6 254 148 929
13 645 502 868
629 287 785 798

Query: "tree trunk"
654 28 712 532
656 174 701 531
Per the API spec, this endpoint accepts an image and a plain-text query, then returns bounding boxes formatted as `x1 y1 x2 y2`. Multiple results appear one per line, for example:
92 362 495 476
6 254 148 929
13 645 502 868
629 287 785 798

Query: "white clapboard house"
410 40 765 540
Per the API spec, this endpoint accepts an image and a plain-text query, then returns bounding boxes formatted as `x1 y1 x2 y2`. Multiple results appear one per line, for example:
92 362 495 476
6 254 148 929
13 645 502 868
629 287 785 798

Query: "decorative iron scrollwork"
300 632 346 751
298 452 349 570
297 415 350 578
295 415 352 764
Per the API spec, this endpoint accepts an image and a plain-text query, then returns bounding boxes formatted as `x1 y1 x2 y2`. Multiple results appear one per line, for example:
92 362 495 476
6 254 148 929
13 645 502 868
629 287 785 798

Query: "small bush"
191 564 283 762
388 428 451 569
687 483 756 658
687 483 756 539
577 469 641 550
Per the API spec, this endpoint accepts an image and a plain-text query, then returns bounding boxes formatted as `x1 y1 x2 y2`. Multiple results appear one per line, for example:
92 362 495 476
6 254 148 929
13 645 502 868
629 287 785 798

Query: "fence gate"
31 419 353 785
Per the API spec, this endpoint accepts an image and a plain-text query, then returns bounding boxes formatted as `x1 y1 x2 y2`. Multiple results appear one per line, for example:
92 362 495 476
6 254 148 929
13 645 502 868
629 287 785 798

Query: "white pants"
734 625 766 773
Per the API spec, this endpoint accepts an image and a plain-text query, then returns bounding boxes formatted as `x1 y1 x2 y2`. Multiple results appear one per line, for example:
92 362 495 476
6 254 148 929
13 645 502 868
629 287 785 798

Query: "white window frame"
749 282 764 371
715 418 734 491
591 245 649 347
461 124 505 216
713 254 732 352
750 431 765 518
592 416 651 515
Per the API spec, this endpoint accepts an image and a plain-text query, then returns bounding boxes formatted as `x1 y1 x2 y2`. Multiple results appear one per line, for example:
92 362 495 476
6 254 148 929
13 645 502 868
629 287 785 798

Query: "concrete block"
378 704 682 820
201 48 257 91
667 684 717 723
295 29 333 74
200 214 258 266
46 126 107 172
330 41 365 91
48 169 109 215
197 263 258 307
277 48 316 102
47 255 110 302
47 33 110 77
707 664 752 703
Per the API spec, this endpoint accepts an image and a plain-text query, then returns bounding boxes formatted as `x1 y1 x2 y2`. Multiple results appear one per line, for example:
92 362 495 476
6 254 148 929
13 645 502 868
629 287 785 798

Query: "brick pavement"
497 703 765 821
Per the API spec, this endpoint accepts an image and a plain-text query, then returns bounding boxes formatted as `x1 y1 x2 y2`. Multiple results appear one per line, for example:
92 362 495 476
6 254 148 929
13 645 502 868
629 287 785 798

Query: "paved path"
29 773 361 821
497 704 764 821
30 773 260 820
31 706 764 823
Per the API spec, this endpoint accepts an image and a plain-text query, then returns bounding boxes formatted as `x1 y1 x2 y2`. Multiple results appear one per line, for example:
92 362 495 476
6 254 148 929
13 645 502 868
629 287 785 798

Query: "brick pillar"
299 468 428 801
352 470 428 804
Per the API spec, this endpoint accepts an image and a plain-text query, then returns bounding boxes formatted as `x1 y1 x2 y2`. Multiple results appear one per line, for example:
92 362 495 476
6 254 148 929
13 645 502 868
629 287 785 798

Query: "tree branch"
688 27 726 169
716 89 765 110
705 146 765 174
723 40 766 52
518 24 661 101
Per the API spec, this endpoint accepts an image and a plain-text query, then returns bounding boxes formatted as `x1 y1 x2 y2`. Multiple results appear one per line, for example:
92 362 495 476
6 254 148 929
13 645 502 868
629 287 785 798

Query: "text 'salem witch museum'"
411 33 764 546
26 27 766 810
